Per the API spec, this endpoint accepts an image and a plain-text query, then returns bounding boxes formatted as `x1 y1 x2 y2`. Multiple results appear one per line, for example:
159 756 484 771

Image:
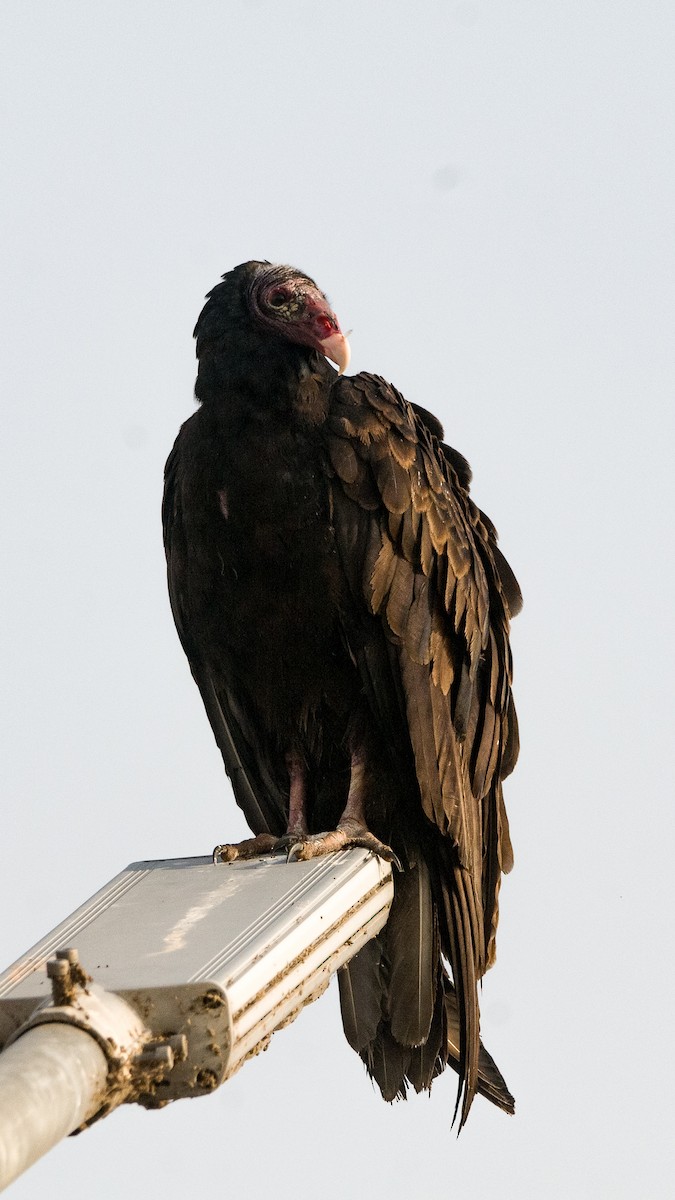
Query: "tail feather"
365 1024 413 1102
338 853 513 1119
439 859 483 1127
338 937 383 1053
445 980 514 1115
387 857 436 1046
406 978 447 1093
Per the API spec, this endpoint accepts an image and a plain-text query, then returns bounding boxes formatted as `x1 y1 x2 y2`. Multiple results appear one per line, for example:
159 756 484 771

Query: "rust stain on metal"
199 989 225 1010
195 1068 218 1091
238 1033 272 1068
275 978 330 1032
233 879 389 1023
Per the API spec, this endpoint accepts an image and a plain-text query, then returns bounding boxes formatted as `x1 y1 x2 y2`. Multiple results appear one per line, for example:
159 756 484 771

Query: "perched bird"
163 261 521 1124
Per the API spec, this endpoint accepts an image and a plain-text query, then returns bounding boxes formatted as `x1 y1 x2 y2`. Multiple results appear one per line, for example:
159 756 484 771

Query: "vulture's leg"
284 752 310 840
213 754 308 863
288 749 400 867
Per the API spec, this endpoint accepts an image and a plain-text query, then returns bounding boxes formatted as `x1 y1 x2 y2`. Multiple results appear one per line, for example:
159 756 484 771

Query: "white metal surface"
0 849 393 1101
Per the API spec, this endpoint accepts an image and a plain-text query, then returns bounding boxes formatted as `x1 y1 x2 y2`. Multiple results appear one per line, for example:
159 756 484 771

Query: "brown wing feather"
327 371 520 1121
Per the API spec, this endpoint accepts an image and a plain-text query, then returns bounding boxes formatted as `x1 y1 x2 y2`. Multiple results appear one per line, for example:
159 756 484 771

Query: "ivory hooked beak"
320 330 351 376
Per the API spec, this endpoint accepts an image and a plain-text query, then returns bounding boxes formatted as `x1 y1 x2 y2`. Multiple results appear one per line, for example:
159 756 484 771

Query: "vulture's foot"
213 834 281 863
212 830 309 864
287 822 401 869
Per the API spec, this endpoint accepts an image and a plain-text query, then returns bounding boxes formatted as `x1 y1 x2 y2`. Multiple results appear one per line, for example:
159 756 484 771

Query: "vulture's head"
194 261 350 382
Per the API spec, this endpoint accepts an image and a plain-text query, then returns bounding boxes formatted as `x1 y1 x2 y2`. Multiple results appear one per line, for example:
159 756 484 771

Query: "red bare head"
246 264 350 374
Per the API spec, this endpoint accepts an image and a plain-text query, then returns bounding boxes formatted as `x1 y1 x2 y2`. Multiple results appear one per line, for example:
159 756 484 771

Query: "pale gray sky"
2 2 674 1197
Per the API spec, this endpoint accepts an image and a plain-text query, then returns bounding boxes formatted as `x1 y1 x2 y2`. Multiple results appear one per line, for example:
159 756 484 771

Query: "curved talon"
352 839 403 872
347 835 403 872
213 843 241 864
272 833 302 856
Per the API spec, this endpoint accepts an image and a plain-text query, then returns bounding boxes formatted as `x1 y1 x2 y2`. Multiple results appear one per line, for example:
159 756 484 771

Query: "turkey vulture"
163 261 521 1124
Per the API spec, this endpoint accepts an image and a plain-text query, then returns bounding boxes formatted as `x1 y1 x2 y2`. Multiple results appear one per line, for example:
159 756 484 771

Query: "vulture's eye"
268 287 292 309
